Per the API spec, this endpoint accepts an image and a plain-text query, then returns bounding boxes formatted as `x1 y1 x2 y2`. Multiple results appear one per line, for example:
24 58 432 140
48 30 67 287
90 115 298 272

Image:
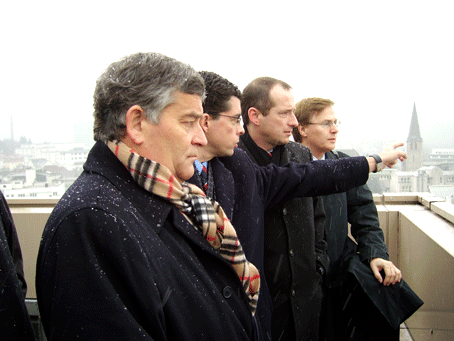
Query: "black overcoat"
37 141 257 341
0 191 35 341
238 138 328 341
320 151 423 340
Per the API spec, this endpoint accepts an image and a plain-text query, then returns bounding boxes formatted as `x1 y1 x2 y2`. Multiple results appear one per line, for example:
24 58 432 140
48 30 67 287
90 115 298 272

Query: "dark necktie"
200 164 208 193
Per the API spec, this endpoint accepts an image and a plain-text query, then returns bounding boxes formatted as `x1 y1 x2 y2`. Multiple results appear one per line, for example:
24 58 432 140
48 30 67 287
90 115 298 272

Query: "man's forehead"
317 105 336 117
181 111 203 119
309 106 335 122
270 85 294 108
229 96 242 110
173 92 203 110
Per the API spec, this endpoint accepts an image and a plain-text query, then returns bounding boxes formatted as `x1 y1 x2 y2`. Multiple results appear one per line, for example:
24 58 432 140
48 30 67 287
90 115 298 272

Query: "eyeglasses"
307 120 341 129
218 114 242 125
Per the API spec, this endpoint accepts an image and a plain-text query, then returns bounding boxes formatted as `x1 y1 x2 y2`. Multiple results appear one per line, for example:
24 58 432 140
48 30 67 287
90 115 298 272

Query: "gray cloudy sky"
1 1 453 152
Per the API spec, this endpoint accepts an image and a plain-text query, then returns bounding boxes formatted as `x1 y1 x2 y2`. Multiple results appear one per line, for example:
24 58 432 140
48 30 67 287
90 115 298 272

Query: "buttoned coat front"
238 140 328 341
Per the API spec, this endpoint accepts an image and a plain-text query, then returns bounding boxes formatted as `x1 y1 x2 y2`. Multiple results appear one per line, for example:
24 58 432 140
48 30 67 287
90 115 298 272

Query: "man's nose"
194 124 208 146
288 113 298 128
237 124 245 136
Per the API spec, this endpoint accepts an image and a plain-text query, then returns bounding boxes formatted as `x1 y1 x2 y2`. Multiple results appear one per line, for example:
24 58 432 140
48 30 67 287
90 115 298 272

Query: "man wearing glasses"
293 97 423 340
191 71 278 339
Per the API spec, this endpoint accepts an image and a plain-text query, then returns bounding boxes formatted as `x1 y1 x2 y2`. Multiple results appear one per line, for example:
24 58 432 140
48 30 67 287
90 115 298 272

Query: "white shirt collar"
313 154 326 161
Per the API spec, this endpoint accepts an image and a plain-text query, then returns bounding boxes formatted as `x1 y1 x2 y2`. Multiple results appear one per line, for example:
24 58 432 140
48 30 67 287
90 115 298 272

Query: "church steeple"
407 103 422 143
403 103 423 171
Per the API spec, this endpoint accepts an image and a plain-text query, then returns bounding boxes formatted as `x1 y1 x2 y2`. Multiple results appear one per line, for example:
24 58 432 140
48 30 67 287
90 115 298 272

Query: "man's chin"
177 168 195 182
282 134 293 142
219 149 235 157
277 139 289 146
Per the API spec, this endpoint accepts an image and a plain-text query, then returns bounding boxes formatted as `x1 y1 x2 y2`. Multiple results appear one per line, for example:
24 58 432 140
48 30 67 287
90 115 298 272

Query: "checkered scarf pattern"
106 140 260 315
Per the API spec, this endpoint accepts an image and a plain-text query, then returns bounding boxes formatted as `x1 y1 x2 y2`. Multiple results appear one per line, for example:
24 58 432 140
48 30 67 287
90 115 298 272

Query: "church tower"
402 103 423 171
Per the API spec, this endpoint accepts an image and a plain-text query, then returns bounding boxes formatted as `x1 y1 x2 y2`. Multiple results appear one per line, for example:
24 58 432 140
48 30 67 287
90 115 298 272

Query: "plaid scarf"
106 140 260 315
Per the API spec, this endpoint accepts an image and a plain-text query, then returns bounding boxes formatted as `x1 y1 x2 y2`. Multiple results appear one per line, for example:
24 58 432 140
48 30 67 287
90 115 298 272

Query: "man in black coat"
191 72 407 341
238 77 328 341
0 190 35 341
293 97 423 341
37 53 261 341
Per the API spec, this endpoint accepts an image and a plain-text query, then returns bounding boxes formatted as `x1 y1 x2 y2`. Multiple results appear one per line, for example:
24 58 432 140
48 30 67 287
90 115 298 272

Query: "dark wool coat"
0 190 27 294
189 155 273 341
323 151 389 281
36 142 257 341
238 137 328 341
190 146 370 341
319 151 423 341
0 191 35 341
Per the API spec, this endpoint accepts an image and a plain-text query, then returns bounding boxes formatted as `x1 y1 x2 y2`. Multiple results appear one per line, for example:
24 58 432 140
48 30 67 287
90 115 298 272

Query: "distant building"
55 147 89 171
1 182 65 199
0 154 25 171
1 168 65 199
402 103 423 171
368 104 454 203
1 141 88 198
15 142 89 171
427 148 454 170
429 185 454 204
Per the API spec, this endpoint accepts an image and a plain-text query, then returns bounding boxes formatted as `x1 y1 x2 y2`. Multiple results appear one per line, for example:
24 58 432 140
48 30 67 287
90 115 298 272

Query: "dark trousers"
271 302 296 341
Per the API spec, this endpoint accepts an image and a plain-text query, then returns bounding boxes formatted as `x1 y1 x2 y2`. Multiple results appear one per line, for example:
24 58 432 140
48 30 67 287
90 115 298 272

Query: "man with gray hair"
36 52 261 340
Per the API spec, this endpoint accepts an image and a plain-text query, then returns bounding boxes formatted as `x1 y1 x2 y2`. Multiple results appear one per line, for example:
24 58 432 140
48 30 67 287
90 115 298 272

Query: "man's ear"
248 107 260 126
125 105 146 145
200 113 211 133
298 124 308 138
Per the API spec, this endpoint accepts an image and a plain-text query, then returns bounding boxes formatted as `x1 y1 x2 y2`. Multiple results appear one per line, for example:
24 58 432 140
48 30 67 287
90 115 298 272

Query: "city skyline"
3 103 454 158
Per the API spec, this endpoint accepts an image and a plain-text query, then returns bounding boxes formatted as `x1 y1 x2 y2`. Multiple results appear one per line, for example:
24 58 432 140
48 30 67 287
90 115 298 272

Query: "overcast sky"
1 1 453 152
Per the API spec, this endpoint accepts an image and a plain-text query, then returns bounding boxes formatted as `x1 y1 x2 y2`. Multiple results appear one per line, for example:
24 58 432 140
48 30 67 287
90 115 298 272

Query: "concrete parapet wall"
7 195 454 340
7 199 56 299
375 193 454 341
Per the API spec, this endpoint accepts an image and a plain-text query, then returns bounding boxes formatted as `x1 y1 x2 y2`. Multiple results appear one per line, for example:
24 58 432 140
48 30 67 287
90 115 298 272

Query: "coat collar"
239 130 289 166
83 141 172 234
325 150 338 160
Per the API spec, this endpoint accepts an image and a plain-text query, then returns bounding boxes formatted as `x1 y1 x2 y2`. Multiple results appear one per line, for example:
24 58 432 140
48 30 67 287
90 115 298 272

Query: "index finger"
391 142 404 149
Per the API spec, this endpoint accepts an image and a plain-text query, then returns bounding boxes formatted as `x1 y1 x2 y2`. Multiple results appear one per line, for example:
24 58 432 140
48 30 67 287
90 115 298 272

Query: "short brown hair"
199 71 242 118
292 97 335 142
241 77 291 125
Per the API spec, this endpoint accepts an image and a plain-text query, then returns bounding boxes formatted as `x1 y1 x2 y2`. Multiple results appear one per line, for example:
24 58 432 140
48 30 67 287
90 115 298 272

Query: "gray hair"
93 52 205 141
